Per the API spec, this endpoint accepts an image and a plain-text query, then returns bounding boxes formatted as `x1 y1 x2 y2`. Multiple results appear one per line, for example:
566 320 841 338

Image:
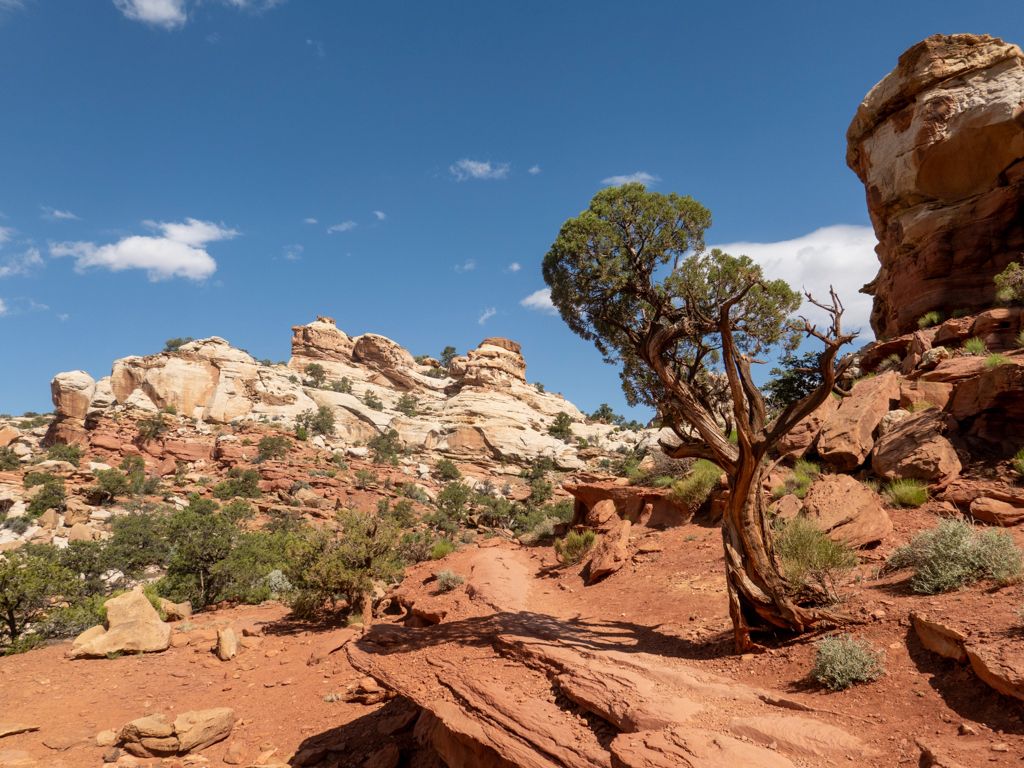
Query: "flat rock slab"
0 750 35 767
728 715 881 759
610 727 796 768
0 726 38 740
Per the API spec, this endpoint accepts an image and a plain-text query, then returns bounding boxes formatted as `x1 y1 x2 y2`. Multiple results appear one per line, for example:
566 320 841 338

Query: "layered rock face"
847 34 1024 339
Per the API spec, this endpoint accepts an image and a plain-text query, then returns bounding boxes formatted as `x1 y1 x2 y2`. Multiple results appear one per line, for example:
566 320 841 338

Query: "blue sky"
1 1 1021 417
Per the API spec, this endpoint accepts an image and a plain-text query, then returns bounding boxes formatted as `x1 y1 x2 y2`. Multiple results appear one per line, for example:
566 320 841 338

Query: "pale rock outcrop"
70 587 171 658
51 371 95 420
451 337 528 388
871 409 961 487
0 426 19 448
817 371 899 469
117 708 233 758
847 33 1024 339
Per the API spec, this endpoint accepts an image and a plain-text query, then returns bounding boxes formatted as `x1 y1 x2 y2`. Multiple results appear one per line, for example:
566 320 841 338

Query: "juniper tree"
543 182 856 651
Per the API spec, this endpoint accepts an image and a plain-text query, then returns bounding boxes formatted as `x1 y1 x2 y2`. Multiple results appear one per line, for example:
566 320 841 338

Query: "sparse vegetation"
435 568 464 592
395 393 418 416
887 518 1023 594
163 337 194 353
296 405 336 436
985 353 1011 368
882 479 928 508
436 458 462 481
135 416 168 441
917 310 944 329
772 459 819 500
548 411 574 442
368 430 402 465
304 363 327 388
46 443 83 467
774 516 856 601
963 337 987 356
1012 447 1024 477
554 530 596 565
670 460 721 508
329 377 353 393
811 634 885 691
430 539 455 560
994 262 1024 305
363 391 384 411
257 434 290 462
354 469 377 489
0 447 20 471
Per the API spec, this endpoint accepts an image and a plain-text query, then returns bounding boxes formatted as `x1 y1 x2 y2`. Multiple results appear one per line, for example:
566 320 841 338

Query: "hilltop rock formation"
847 33 1024 339
47 316 639 470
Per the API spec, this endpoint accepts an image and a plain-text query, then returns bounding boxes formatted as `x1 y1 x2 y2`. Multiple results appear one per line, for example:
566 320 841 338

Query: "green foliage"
207 530 292 605
520 457 554 482
93 468 130 503
27 477 65 519
395 393 419 416
304 363 327 387
47 443 83 467
363 391 384 411
43 593 109 639
221 499 255 524
917 310 944 329
435 482 472 519
548 411 574 442
435 568 464 592
0 447 20 471
377 497 415 527
285 511 402 617
436 458 462 481
398 532 440 564
994 261 1024 305
103 511 170 575
23 471 58 488
764 351 825 412
772 459 819 501
963 337 987 356
905 401 935 413
576 437 589 449
440 346 458 369
368 429 403 465
1012 447 1024 477
530 477 554 504
887 518 1023 594
296 405 336 436
329 377 353 393
163 337 194 353
257 435 290 462
670 460 721 508
985 353 1011 368
0 548 74 648
354 469 377 489
1016 329 1024 350
554 530 596 565
774 516 856 601
184 493 220 515
430 539 455 560
877 353 902 373
136 416 169 441
534 382 545 393
951 308 972 319
882 479 928 508
424 367 447 379
811 634 885 691
296 426 308 441
163 404 178 415
159 506 237 607
211 468 262 499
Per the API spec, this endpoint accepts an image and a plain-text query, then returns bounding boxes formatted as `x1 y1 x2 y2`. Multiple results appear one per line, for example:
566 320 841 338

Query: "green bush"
399 532 440 564
163 337 194 353
430 539 455 560
435 568 464 592
257 435 290 462
917 310 944 329
985 353 1011 368
363 391 384 411
887 518 1023 594
548 412 574 442
296 426 307 441
0 447 19 471
395 393 418 416
135 417 168 441
963 337 987 356
354 469 377 489
162 404 178 415
43 593 109 639
811 634 885 691
554 530 596 565
211 468 261 499
436 458 462 481
23 471 59 489
994 262 1024 305
530 477 554 504
296 405 335 436
882 479 928 508
27 478 65 519
670 460 721 508
184 493 220 515
369 429 403 465
206 530 292 604
158 506 237 607
774 517 856 601
93 469 130 503
47 444 83 467
772 459 819 501
1012 447 1024 477
102 511 170 575
221 499 255 524
435 482 472 523
0 548 74 649
329 377 353 393
424 367 446 379
304 363 327 387
1016 329 1024 350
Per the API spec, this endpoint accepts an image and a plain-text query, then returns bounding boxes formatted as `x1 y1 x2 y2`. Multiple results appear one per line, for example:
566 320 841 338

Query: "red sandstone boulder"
776 393 839 460
800 474 892 548
871 409 961 488
817 372 899 470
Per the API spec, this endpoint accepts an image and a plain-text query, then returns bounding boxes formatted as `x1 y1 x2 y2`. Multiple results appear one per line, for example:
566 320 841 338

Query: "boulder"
586 518 631 583
966 642 1024 702
817 372 899 470
877 409 911 436
172 708 234 753
846 33 1024 339
159 599 192 622
871 410 961 487
584 499 621 532
800 474 892 548
899 380 954 410
564 479 692 529
63 497 92 526
776 394 839 460
910 612 968 664
70 587 171 658
216 628 240 661
0 427 19 448
969 497 1024 526
51 371 96 420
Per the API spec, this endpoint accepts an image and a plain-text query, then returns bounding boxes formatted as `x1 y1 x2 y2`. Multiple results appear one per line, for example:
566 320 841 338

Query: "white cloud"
520 288 558 315
114 0 188 29
454 258 475 274
40 206 80 220
710 224 879 340
450 159 510 181
0 248 43 278
0 297 48 317
0 226 11 248
507 262 520 273
373 211 386 220
303 218 317 224
58 313 69 321
478 307 496 325
0 299 6 316
284 244 303 261
50 217 236 281
328 221 357 233
601 171 660 186
306 39 324 57
528 165 541 175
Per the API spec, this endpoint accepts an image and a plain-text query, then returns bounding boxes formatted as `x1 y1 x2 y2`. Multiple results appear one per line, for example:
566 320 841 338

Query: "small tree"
543 183 855 651
368 429 403 465
304 363 327 388
296 405 335 436
163 337 194 354
0 548 74 648
363 391 384 411
257 435 290 462
440 346 458 369
395 393 419 417
548 412 574 442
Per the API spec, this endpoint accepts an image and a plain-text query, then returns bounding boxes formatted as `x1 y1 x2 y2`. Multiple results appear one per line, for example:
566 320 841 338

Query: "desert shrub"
0 548 74 649
576 437 589 449
93 469 129 503
135 417 168 441
882 479 928 508
398 532 439 564
1016 329 1024 349
887 518 1023 594
554 530 596 565
304 363 327 388
435 482 472 523
985 353 1010 368
354 469 377 489
951 308 972 318
917 310 944 329
963 337 987 356
346 613 364 626
184 493 220 515
905 401 935 413
27 477 65 518
534 382 545 393
811 634 885 691
395 393 418 416
329 377 353 393
47 444 83 467
548 412 574 442
435 568 464 592
221 499 255 524
363 391 384 411
520 456 554 482
102 511 170 574
285 511 402 618
430 539 455 560
295 426 308 441
211 468 261 499
0 447 19 470
332 453 349 470
291 480 312 492
23 471 59 489
652 475 676 488
876 353 902 373
207 530 292 604
158 507 237 607
774 516 856 601
128 472 161 497
530 477 554 504
257 435 290 462
670 460 721 508
1012 447 1024 477
162 404 178 415
436 458 462 481
994 262 1024 304
2 517 28 535
163 337 194 353
368 429 402 465
424 367 446 379
43 593 109 639
296 405 335 436
772 459 819 501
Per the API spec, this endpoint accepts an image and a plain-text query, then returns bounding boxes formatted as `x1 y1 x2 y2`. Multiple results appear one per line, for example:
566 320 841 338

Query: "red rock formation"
847 34 1024 339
